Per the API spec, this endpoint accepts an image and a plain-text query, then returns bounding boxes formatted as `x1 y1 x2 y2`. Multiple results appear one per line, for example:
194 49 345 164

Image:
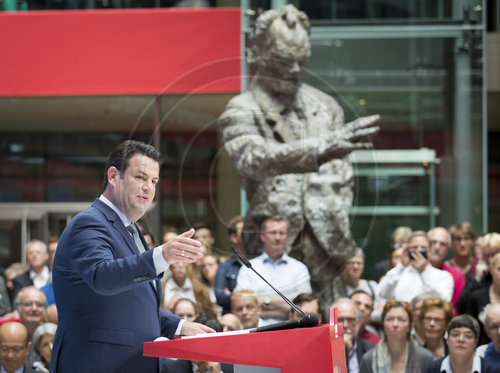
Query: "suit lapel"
92 199 161 300
92 199 139 255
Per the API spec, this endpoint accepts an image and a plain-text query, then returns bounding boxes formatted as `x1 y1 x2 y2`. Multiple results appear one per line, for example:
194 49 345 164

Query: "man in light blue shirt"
235 215 312 325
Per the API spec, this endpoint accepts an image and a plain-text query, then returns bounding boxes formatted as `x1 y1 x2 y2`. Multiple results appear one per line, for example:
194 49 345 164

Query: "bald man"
0 322 35 373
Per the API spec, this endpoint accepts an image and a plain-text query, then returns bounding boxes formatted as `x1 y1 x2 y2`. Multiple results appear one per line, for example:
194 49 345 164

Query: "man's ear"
107 166 119 187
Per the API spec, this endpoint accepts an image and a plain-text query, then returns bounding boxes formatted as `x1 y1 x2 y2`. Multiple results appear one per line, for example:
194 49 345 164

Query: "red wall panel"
0 8 241 96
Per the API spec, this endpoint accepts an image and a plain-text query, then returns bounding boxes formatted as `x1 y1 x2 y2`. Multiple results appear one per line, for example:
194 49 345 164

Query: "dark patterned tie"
127 224 146 253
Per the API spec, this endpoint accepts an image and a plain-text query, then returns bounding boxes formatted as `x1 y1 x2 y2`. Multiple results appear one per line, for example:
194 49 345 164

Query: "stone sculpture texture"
218 4 379 306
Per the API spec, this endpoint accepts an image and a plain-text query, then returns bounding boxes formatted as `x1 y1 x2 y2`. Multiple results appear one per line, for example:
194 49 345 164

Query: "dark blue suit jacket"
50 198 181 373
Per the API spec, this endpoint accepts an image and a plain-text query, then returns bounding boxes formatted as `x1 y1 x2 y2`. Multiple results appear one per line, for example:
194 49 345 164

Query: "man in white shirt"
378 231 454 303
11 240 50 302
235 216 312 325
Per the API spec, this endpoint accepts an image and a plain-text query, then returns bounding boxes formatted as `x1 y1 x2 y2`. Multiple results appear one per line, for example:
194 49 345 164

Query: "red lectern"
144 308 347 373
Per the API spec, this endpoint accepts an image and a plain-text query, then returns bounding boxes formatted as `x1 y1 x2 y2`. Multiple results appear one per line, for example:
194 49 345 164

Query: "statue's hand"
318 114 380 164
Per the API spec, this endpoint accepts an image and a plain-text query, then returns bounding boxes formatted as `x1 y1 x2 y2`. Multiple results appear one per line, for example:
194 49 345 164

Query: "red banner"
0 8 241 96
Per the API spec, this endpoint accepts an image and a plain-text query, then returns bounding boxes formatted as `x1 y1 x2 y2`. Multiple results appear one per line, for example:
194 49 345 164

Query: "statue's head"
248 5 311 97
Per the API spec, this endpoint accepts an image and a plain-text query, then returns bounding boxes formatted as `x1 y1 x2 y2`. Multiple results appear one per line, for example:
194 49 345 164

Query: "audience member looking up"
360 300 433 373
378 230 454 303
235 216 311 325
12 240 50 301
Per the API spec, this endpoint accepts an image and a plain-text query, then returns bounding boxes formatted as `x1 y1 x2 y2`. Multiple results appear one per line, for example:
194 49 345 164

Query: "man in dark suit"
332 298 374 373
51 140 213 373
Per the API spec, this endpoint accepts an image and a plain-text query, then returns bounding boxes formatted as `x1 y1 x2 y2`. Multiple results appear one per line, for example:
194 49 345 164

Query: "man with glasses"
332 298 373 373
234 216 312 325
0 322 35 373
378 231 454 303
428 227 466 313
426 314 493 373
14 287 47 341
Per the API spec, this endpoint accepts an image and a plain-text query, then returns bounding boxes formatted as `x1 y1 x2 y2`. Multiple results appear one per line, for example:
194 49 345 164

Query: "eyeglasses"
422 317 446 325
448 330 475 340
21 301 44 308
0 345 26 354
393 243 405 250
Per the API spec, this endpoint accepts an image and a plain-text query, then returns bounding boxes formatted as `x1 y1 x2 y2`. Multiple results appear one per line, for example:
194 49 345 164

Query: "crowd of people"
0 213 498 372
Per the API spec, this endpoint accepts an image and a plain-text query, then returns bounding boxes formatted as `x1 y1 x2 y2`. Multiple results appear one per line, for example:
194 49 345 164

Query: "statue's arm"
219 101 379 181
218 105 322 180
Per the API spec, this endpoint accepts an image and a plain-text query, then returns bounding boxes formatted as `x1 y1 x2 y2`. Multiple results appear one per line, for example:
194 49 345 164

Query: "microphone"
231 246 307 319
250 313 319 333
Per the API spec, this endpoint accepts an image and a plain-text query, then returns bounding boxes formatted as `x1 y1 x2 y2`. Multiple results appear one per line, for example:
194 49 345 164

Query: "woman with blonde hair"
419 297 454 359
360 299 433 373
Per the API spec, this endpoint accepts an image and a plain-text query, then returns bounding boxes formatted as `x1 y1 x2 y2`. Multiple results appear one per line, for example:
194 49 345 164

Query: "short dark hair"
103 140 161 191
228 215 244 236
192 221 212 232
447 314 480 340
293 292 319 307
195 313 222 332
260 215 288 231
349 290 374 310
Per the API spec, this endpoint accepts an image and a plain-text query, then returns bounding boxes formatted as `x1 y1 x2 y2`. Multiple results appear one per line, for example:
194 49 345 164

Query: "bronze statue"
218 5 379 306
